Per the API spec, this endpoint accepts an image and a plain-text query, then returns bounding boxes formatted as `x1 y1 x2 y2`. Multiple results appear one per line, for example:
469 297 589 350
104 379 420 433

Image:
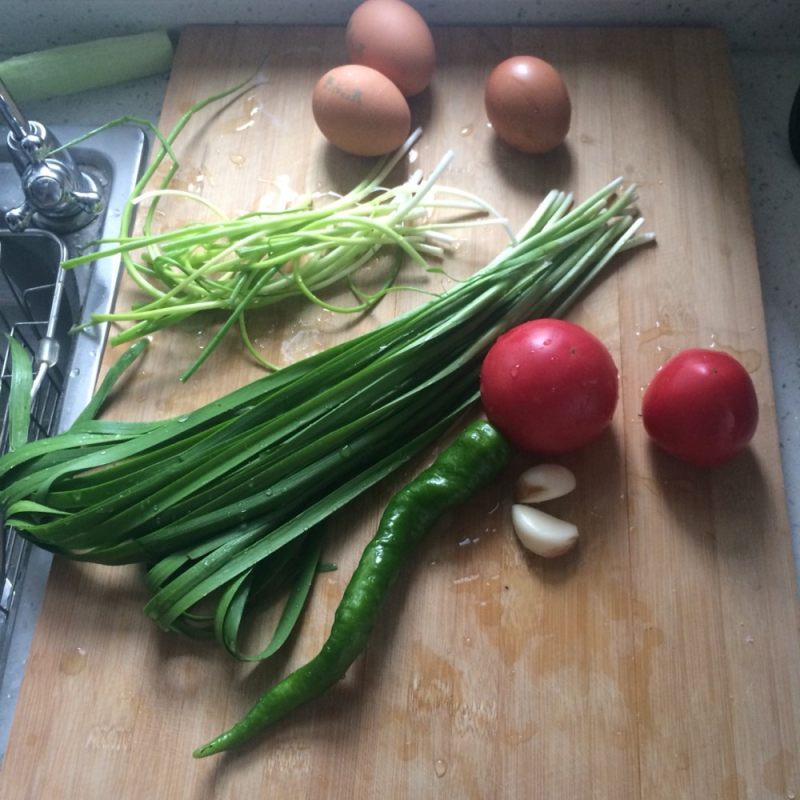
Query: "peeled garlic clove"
511 504 578 558
515 463 576 504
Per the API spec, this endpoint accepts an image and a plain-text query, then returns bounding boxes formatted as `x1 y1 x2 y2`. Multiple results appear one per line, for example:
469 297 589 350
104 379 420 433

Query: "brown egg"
312 64 411 156
346 0 436 97
484 56 572 154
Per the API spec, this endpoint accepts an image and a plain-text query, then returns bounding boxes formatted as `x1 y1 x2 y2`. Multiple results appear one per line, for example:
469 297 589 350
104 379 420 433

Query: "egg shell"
312 64 411 156
346 0 436 97
484 55 571 154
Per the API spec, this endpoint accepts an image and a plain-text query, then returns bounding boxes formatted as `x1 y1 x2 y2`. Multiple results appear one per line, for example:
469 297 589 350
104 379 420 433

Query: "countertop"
1 23 799 763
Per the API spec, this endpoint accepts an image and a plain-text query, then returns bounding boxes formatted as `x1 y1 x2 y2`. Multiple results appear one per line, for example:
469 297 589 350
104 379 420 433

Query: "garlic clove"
515 463 576 504
511 504 578 558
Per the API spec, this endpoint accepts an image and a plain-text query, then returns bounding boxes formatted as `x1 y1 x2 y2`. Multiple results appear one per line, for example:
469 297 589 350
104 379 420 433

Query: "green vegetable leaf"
6 336 32 452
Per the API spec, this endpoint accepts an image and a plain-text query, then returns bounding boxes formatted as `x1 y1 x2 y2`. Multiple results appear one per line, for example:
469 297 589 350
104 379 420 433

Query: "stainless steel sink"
0 123 147 759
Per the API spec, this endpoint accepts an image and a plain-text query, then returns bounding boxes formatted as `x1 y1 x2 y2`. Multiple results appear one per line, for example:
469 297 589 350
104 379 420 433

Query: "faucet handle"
6 157 104 233
70 188 104 215
4 201 36 233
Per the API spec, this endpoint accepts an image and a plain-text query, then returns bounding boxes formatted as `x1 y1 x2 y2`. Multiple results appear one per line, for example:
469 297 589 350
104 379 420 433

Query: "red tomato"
479 319 619 453
641 348 759 466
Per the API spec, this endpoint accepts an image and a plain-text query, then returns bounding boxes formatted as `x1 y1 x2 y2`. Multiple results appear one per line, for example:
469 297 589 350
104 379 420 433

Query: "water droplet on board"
433 758 448 777
281 328 322 363
399 738 416 761
185 168 206 193
230 153 246 167
245 94 262 117
226 94 263 133
69 367 80 378
460 124 474 137
59 646 87 675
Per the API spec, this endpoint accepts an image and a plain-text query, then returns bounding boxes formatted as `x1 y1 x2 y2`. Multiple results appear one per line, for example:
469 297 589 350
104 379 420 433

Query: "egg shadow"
317 142 401 194
489 135 576 198
408 85 434 133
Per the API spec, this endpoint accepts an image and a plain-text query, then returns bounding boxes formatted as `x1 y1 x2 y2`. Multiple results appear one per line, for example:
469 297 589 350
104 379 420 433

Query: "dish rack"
0 119 146 758
0 230 71 675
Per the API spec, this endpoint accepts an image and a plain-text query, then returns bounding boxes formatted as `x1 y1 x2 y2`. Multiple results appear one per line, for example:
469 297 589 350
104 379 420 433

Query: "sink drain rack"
0 231 69 676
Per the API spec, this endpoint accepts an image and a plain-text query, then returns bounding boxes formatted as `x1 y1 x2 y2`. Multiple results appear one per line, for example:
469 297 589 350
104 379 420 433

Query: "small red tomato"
641 348 759 466
479 319 619 453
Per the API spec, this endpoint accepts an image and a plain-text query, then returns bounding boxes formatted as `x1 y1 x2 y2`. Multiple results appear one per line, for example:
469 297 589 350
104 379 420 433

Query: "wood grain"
1 26 799 800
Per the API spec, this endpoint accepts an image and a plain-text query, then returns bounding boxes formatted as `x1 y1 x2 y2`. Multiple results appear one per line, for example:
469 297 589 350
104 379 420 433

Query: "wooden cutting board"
2 25 799 800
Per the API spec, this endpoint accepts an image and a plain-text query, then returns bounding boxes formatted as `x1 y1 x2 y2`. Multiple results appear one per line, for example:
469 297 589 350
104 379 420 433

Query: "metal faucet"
0 78 103 233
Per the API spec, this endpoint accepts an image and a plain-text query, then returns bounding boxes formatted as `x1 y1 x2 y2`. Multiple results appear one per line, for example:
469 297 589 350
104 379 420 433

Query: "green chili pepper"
193 419 511 758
